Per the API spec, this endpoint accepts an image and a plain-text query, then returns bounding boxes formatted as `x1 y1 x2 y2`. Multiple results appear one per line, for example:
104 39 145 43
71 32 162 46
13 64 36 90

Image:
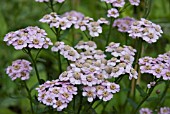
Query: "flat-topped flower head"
36 80 77 111
139 52 170 80
6 59 32 81
35 0 65 3
128 18 163 43
4 26 52 50
113 17 135 32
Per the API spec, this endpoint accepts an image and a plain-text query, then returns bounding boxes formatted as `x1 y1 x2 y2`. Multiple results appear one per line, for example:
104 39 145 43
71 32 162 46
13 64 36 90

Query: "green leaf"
136 85 147 97
127 98 138 109
0 10 8 37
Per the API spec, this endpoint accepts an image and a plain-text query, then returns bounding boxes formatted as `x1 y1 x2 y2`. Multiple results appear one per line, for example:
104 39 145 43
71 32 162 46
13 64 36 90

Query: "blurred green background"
0 0 170 114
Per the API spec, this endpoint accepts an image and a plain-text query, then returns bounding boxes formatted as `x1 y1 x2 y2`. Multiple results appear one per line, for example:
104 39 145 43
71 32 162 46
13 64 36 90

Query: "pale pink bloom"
81 74 97 86
112 0 125 7
107 8 119 18
159 107 170 114
59 17 72 30
97 17 109 24
139 108 152 114
105 42 120 52
74 20 88 31
6 59 32 81
98 89 113 101
88 22 102 37
51 42 65 52
82 86 96 102
52 100 68 111
62 10 84 21
103 82 120 93
129 0 140 6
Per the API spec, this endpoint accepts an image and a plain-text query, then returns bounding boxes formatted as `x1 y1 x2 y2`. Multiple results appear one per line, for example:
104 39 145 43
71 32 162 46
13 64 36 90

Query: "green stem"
83 31 90 40
77 92 83 114
23 81 34 114
50 0 55 12
105 18 113 47
27 49 41 84
133 81 158 114
35 49 42 61
58 51 62 74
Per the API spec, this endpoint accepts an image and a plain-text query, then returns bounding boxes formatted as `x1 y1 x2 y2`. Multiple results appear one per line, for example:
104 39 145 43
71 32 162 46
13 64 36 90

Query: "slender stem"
131 38 143 98
27 49 41 84
77 92 83 114
35 49 42 61
133 80 158 113
105 18 113 47
50 0 55 12
23 81 34 114
58 51 62 74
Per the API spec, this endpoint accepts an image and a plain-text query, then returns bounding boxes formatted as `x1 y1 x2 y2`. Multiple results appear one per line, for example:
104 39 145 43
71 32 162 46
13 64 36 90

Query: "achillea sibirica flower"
159 107 170 114
139 52 170 80
107 8 119 18
4 26 53 50
113 17 135 32
139 108 152 114
6 59 32 80
128 18 163 43
36 80 77 111
35 0 65 3
40 11 107 37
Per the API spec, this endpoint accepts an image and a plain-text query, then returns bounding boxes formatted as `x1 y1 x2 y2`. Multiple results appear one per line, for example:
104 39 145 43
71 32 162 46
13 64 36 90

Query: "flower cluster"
128 18 163 43
4 26 53 50
35 0 65 3
6 59 32 80
51 41 80 61
53 41 138 102
102 0 140 19
139 107 170 114
106 42 138 80
139 52 170 80
139 108 152 114
101 0 140 6
36 80 77 111
113 17 135 32
40 11 108 37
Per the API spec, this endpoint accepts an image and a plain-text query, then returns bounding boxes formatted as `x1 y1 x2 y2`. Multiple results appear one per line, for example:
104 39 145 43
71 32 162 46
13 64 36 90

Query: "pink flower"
6 59 32 81
82 86 96 102
107 8 119 18
139 108 152 114
129 0 140 6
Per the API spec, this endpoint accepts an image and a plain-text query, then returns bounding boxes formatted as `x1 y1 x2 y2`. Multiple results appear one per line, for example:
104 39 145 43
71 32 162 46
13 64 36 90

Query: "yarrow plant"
3 0 170 114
